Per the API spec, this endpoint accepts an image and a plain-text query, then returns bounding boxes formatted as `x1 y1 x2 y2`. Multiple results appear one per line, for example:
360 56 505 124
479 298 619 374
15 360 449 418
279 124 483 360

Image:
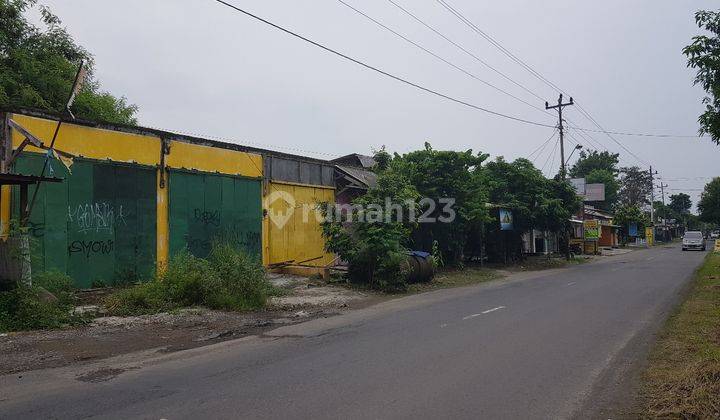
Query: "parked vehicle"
710 230 720 240
682 231 706 251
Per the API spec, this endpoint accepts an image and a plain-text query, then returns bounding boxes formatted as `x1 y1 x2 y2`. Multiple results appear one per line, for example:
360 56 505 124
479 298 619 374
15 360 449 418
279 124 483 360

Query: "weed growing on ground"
104 244 273 316
0 270 87 332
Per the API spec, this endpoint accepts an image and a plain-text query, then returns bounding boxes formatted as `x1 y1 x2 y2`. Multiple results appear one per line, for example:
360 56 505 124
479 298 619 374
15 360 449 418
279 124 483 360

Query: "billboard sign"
628 222 638 237
569 178 586 195
570 178 605 202
499 208 513 231
584 220 600 240
584 183 606 202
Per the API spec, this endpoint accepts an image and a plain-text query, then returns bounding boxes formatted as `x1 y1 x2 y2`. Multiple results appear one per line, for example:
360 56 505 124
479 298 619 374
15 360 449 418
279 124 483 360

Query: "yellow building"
0 109 334 287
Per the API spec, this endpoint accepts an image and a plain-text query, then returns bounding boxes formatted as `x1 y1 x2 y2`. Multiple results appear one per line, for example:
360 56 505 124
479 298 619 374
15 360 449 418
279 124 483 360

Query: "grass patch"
105 243 275 316
406 267 503 294
639 252 720 418
0 270 88 332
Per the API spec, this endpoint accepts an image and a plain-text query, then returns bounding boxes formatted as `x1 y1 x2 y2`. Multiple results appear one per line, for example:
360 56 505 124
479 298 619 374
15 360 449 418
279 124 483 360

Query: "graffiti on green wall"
14 154 156 288
169 171 262 259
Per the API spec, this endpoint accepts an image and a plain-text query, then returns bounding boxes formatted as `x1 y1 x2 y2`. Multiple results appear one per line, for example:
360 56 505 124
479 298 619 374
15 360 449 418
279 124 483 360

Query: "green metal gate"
13 154 156 288
168 170 262 259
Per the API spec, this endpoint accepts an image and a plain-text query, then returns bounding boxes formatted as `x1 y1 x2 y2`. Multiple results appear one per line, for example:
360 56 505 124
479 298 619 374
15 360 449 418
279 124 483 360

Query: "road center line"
482 306 506 314
461 306 506 320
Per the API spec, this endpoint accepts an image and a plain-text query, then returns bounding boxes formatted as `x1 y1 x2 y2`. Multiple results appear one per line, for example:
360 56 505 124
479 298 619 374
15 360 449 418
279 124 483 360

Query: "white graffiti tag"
68 202 127 234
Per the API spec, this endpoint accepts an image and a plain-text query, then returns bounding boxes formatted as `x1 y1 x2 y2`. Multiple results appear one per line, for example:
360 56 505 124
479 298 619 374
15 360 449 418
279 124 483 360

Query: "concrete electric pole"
545 94 574 179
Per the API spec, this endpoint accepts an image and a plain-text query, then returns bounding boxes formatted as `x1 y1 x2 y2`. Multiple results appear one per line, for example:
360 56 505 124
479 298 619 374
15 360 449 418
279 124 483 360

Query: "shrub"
104 244 271 316
205 242 269 310
0 271 84 332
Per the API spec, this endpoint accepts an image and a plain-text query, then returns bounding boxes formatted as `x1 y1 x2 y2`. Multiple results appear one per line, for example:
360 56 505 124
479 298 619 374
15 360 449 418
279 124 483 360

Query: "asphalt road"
0 243 709 419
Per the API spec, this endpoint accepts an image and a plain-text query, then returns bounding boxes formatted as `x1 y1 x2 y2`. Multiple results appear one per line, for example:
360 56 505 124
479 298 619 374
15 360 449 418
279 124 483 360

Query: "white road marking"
482 306 506 314
462 306 506 320
567 281 576 286
647 256 655 261
440 323 448 328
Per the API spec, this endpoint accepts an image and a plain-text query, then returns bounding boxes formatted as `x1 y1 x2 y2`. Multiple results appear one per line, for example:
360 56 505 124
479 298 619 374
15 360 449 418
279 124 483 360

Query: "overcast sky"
30 0 719 209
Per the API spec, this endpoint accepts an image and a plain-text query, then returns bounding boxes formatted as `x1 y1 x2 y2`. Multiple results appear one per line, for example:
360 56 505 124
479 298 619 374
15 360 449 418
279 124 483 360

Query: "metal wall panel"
14 154 157 288
266 182 335 267
267 156 334 187
168 170 262 259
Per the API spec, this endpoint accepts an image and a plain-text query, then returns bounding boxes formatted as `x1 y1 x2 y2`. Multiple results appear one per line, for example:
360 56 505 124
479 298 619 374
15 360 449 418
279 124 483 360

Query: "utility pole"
546 94 574 179
660 182 668 206
649 166 659 225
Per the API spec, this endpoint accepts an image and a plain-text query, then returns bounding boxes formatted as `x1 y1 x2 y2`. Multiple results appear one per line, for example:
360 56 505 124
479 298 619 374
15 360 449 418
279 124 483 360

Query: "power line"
335 0 551 116
528 128 557 160
571 126 706 139
542 136 560 173
384 0 546 103
432 0 679 160
211 0 556 129
435 0 562 96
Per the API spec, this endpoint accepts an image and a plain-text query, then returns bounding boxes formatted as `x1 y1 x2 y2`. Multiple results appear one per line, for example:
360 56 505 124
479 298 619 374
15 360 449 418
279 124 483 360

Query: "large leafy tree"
321 162 420 291
0 0 137 124
614 204 650 244
484 157 580 259
618 166 653 207
392 143 489 264
668 193 692 216
568 150 620 178
698 177 720 225
684 10 720 145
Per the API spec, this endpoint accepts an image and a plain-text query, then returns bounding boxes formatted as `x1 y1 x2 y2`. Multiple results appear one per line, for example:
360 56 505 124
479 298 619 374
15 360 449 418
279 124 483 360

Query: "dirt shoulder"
636 251 720 418
0 273 378 376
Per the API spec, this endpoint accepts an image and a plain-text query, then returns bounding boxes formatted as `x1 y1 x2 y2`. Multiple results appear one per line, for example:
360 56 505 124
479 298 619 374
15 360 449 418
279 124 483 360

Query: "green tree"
684 10 720 145
392 143 489 264
614 204 650 244
0 0 138 124
668 193 692 216
618 166 652 207
568 150 620 178
484 157 580 260
653 201 678 222
320 162 420 291
698 177 720 225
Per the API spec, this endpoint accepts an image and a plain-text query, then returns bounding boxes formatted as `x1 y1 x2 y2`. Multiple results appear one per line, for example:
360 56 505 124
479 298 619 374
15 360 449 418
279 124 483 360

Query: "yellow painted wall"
9 114 262 178
11 114 161 166
265 182 335 267
167 141 262 178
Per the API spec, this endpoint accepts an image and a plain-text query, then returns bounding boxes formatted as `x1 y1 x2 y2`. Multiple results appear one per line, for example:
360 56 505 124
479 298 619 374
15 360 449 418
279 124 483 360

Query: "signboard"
584 220 600 240
628 222 638 237
715 239 720 253
584 183 606 202
499 208 513 231
645 227 654 246
569 178 586 195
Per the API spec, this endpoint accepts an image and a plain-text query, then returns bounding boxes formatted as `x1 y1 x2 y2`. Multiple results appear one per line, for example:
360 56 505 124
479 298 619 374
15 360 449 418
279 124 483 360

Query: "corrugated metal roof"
335 165 377 189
